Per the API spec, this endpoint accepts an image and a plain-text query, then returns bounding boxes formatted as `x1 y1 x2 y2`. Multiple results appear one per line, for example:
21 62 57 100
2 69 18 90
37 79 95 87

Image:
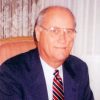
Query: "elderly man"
0 6 94 100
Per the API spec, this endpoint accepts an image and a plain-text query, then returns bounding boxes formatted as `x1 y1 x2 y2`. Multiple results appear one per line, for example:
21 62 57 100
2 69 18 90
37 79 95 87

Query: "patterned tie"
52 70 64 100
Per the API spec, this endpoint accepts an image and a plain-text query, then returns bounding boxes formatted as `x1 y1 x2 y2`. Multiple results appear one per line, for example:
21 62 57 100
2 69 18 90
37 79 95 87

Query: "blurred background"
0 0 100 99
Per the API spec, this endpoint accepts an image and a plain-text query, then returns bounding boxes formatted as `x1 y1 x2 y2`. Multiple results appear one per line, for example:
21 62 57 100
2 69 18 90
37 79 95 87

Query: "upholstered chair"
0 36 36 65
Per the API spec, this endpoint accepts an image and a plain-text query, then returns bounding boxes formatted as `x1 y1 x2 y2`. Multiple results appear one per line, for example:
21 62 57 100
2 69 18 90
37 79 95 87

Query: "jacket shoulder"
1 49 37 65
64 55 88 80
0 48 38 73
68 55 86 65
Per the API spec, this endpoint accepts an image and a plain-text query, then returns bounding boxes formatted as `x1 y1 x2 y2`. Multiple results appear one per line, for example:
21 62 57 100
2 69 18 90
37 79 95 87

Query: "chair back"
0 36 36 64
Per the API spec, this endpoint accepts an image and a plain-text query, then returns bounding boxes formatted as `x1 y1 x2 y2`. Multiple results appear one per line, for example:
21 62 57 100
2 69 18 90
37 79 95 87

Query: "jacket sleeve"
0 64 22 100
82 63 94 100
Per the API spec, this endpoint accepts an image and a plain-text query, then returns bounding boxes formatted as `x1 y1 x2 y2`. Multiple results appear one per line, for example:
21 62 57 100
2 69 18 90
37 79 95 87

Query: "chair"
0 36 36 65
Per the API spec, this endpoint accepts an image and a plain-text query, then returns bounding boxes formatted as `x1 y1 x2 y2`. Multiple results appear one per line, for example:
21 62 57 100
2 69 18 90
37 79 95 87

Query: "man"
0 6 94 100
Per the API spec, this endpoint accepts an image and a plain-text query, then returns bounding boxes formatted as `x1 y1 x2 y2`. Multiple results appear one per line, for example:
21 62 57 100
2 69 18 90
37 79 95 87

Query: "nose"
58 29 66 42
59 29 66 40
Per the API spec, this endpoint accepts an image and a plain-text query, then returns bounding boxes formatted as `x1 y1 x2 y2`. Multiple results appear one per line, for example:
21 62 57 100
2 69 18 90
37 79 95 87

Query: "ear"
35 26 41 42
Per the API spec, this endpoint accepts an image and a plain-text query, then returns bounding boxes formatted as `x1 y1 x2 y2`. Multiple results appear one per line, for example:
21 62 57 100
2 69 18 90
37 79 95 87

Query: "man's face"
35 9 76 66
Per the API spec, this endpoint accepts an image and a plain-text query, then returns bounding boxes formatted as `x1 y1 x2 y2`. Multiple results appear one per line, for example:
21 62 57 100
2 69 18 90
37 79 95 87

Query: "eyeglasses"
39 25 76 37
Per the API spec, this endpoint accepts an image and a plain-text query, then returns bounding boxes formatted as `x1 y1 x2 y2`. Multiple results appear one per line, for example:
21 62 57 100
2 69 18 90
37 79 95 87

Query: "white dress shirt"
40 57 63 100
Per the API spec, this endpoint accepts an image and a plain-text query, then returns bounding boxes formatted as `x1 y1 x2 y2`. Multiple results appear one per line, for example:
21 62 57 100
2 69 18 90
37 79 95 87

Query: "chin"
54 54 69 62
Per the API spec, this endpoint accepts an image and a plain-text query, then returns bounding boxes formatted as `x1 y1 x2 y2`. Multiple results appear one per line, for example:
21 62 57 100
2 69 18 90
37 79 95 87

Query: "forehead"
40 8 75 27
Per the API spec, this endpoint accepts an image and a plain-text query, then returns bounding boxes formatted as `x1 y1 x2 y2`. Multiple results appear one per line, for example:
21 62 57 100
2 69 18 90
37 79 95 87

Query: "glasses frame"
39 25 76 37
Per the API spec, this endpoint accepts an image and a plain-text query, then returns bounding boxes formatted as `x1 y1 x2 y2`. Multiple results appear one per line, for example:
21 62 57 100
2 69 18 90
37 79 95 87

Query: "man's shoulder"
0 48 39 74
64 55 88 79
66 55 87 67
2 48 38 65
0 48 39 96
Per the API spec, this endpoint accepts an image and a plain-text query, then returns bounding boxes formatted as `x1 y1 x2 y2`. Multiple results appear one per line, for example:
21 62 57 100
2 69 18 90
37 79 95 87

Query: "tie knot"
54 70 59 76
54 70 62 82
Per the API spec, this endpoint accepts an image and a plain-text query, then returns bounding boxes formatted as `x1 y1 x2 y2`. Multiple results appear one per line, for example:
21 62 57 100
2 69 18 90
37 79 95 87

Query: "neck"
40 56 64 69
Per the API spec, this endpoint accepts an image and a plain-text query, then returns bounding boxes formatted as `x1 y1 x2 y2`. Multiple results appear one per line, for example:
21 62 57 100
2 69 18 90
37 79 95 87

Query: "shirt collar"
40 56 63 79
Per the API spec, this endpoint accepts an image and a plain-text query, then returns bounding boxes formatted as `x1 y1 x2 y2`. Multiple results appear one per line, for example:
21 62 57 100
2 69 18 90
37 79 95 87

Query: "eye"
67 29 73 34
66 29 76 35
50 28 58 33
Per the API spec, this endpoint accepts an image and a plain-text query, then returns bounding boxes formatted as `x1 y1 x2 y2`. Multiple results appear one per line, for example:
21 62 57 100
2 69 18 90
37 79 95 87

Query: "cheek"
42 35 54 52
47 39 54 51
67 39 75 51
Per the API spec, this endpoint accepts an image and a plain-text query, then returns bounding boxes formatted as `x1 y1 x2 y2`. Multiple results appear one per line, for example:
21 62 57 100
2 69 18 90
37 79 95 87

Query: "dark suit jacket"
0 48 94 100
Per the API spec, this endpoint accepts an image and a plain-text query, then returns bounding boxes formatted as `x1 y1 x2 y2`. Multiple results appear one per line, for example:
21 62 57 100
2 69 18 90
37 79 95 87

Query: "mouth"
55 47 67 49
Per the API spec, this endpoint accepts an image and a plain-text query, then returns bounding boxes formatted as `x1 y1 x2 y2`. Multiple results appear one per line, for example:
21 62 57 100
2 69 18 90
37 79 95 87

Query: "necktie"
52 70 64 100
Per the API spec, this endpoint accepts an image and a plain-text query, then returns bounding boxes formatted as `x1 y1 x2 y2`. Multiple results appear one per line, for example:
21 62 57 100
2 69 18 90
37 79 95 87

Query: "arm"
82 63 94 100
0 64 22 100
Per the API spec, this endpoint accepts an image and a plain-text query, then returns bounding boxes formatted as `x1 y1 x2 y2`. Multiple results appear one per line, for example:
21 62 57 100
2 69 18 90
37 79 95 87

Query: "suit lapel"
63 58 78 100
29 49 48 100
32 69 48 100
